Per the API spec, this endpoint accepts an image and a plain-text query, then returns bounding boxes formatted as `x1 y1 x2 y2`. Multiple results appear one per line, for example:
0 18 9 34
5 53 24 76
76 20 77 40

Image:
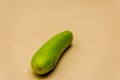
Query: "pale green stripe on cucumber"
31 30 73 75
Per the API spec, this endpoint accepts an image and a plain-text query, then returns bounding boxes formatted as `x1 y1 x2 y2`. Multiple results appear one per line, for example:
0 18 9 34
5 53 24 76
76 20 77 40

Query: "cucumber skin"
31 31 73 75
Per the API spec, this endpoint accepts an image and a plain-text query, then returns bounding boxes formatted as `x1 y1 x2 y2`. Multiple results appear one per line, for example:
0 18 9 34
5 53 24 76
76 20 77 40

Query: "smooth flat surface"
0 0 120 80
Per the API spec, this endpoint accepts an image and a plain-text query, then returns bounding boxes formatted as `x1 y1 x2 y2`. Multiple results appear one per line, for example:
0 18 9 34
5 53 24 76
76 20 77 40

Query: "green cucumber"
31 31 73 75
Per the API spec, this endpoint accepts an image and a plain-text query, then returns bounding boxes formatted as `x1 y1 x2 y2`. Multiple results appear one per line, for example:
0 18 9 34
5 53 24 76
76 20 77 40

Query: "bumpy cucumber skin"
31 31 73 75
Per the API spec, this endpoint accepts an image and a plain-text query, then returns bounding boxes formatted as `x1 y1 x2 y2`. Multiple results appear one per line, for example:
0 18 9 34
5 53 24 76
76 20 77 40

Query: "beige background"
0 0 120 80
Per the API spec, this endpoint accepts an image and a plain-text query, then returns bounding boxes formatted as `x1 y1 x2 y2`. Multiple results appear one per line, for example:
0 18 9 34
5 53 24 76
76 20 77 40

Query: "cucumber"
31 31 73 75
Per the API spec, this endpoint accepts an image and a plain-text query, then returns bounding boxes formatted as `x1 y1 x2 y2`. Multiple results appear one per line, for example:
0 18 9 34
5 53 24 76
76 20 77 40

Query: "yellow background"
0 0 120 80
